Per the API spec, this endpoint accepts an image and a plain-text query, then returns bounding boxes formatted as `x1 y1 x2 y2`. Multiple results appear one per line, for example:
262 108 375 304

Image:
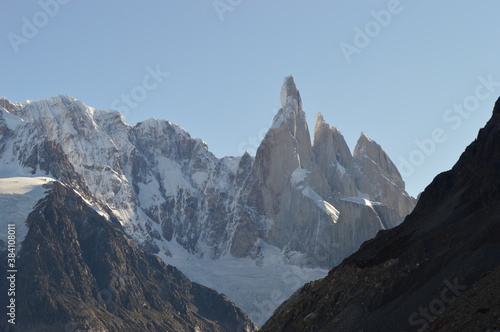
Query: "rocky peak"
354 132 382 163
312 113 357 197
352 137 414 219
271 76 307 142
0 97 18 114
354 133 392 168
354 132 405 190
255 77 316 192
280 75 301 108
312 113 329 143
313 113 356 170
353 132 371 154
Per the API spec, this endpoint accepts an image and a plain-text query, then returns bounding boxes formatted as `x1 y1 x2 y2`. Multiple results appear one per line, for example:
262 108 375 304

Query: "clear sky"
1 0 500 197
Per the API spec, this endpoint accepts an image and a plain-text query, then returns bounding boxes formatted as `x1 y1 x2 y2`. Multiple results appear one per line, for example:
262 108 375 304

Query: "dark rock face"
0 182 257 332
22 140 92 197
425 264 500 331
261 98 500 332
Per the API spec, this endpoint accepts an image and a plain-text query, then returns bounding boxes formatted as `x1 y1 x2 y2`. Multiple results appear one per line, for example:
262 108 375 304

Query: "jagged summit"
356 132 402 175
280 75 301 108
271 76 306 132
314 112 339 133
353 132 375 155
19 94 80 109
313 113 343 141
315 112 325 123
357 131 373 142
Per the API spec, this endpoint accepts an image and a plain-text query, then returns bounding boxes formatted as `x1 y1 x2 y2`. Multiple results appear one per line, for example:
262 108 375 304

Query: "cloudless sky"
1 0 500 197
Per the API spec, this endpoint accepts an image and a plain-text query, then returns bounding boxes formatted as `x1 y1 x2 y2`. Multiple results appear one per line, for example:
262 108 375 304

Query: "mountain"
0 76 415 325
242 77 415 269
0 180 257 332
260 98 500 331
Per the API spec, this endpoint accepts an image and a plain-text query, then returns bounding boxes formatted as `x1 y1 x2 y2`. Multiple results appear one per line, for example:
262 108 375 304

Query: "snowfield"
0 177 55 251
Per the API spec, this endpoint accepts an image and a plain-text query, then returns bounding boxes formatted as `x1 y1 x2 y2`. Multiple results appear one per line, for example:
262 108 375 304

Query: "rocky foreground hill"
0 182 257 332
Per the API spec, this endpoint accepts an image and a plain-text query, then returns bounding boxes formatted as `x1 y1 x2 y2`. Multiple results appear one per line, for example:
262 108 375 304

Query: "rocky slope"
0 76 415 325
261 98 500 331
0 181 257 332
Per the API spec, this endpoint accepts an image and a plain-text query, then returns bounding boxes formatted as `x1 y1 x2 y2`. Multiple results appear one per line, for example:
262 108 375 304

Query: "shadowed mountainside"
0 182 257 332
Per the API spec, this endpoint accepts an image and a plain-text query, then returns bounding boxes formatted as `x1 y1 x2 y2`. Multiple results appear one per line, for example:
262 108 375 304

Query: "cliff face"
261 98 500 332
0 182 257 332
237 76 415 268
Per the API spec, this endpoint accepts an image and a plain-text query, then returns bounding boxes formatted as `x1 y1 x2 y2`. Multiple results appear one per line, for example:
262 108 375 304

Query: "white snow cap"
280 75 300 108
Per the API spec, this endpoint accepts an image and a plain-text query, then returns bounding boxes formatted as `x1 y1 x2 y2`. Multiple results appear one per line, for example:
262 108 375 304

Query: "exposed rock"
246 76 415 268
425 264 500 332
354 132 414 217
0 182 257 332
261 98 500 332
313 113 357 197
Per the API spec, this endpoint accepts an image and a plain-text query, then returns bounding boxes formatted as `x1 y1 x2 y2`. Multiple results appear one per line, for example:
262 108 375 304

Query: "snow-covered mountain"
0 76 415 325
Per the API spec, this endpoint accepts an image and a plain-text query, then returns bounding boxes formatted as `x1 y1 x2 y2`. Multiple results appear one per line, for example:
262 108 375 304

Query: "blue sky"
1 0 500 197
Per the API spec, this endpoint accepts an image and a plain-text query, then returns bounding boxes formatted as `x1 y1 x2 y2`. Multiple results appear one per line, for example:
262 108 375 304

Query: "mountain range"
0 76 415 326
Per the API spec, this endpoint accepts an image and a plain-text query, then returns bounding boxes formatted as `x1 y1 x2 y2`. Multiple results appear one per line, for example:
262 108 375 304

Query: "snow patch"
335 162 347 176
1 109 23 131
221 156 241 173
341 197 382 207
70 186 110 220
157 157 193 196
191 171 209 186
291 168 310 186
302 186 339 222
